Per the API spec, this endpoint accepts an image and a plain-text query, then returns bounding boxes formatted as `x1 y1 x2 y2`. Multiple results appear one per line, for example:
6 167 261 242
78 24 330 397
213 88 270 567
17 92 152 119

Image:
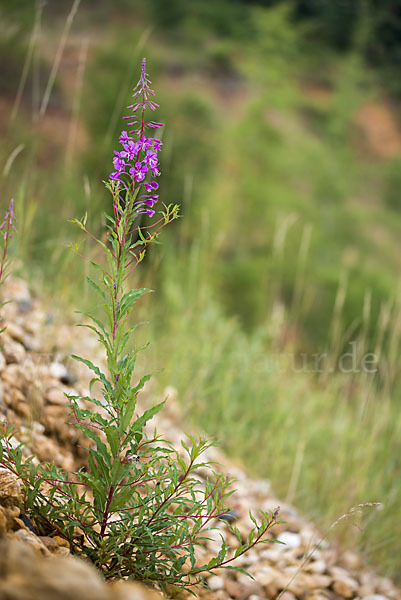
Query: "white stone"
208 575 225 591
306 559 327 574
277 531 301 549
50 362 69 380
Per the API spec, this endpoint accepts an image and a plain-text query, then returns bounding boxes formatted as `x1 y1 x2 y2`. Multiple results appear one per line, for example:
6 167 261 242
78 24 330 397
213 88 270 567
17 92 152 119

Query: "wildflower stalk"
0 199 17 286
0 60 280 591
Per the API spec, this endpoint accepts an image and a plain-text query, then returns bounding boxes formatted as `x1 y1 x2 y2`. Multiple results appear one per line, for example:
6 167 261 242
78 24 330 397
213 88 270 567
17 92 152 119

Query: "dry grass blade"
65 38 89 172
39 0 81 117
11 0 45 122
2 145 25 177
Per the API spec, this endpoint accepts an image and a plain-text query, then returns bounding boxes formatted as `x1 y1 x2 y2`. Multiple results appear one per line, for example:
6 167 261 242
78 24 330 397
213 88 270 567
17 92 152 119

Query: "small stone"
341 550 361 571
53 535 70 549
49 362 68 379
264 583 279 599
277 531 302 549
19 514 37 534
45 386 67 406
274 570 309 596
0 469 21 507
1 364 23 388
332 576 359 598
61 371 77 386
108 580 165 600
362 596 390 600
2 338 26 364
253 565 279 587
304 594 330 600
5 323 25 344
17 298 32 313
39 536 70 557
359 586 375 597
377 579 398 597
16 401 32 419
279 593 297 600
209 576 225 591
0 352 6 373
310 574 333 589
225 580 248 599
0 539 108 599
224 579 263 600
0 506 7 535
44 404 67 418
4 386 25 409
306 559 328 574
49 362 76 385
13 528 50 557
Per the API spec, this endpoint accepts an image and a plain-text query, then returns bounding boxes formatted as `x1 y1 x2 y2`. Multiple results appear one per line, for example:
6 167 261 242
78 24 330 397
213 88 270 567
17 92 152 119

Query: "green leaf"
131 401 165 433
105 427 119 457
116 288 149 322
71 355 112 394
86 276 107 301
109 485 134 512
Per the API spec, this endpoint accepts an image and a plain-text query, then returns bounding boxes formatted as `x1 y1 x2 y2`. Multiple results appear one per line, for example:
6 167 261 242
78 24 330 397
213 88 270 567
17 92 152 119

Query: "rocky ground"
0 278 400 600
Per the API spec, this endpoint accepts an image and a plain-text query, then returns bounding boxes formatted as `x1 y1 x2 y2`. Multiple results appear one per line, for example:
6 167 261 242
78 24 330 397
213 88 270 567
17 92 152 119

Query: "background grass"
1 0 401 581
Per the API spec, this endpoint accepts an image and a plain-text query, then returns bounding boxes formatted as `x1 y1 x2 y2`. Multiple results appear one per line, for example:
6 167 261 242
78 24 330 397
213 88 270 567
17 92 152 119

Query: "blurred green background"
1 0 401 581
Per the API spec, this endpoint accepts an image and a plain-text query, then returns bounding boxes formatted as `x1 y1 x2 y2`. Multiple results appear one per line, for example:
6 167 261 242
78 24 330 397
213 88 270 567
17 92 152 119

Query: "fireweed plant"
0 199 17 287
0 199 17 331
0 60 280 590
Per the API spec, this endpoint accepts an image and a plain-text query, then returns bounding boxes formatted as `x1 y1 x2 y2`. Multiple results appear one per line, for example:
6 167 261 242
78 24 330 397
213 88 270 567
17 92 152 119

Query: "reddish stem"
100 484 115 537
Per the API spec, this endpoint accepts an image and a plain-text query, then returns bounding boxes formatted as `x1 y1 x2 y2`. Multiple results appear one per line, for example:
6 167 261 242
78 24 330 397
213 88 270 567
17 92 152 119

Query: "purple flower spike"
0 199 17 284
109 58 163 217
0 199 17 241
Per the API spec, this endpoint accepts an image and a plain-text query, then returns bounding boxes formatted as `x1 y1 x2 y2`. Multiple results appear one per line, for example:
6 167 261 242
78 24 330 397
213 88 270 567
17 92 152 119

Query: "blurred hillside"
1 0 401 582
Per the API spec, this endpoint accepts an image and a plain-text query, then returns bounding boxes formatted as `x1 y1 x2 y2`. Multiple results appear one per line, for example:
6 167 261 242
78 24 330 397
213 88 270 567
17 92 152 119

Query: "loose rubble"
0 278 400 600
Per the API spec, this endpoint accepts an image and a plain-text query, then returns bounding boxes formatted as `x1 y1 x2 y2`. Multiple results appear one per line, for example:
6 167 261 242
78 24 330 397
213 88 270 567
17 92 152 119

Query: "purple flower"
120 141 138 161
113 152 125 172
146 121 163 129
135 195 158 208
119 131 130 143
144 151 158 170
140 136 153 151
129 161 148 183
110 58 164 217
145 182 158 192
